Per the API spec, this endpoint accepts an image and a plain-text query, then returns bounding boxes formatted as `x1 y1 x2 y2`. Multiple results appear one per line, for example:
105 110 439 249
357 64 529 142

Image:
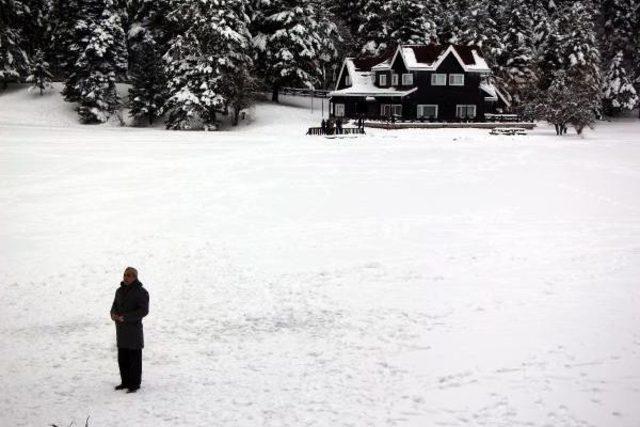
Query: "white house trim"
334 59 350 91
371 45 491 74
329 87 418 97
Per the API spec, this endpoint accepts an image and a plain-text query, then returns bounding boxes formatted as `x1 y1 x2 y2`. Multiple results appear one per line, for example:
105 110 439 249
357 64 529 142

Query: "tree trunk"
272 86 279 103
149 114 154 126
232 107 239 126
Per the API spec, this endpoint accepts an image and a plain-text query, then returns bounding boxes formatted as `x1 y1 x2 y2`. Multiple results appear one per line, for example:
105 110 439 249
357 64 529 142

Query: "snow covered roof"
480 81 511 108
330 56 418 97
372 44 491 73
331 44 493 97
480 81 498 101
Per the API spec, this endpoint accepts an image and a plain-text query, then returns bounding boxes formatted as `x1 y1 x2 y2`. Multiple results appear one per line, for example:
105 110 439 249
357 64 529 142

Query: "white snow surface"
1 85 640 426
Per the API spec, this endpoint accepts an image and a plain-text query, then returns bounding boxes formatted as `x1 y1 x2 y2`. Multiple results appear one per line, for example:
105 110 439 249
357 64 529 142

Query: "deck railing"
281 87 331 98
307 127 366 136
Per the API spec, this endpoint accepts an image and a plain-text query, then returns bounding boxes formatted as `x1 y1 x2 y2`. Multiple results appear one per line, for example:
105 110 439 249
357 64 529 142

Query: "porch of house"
363 121 537 130
329 96 505 123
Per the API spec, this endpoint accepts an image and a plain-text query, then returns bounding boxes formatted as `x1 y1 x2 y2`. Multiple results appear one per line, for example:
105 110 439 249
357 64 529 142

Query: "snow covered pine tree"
127 0 174 125
26 49 53 95
252 0 338 101
494 2 537 106
63 0 128 123
162 0 253 130
602 51 639 116
0 0 30 89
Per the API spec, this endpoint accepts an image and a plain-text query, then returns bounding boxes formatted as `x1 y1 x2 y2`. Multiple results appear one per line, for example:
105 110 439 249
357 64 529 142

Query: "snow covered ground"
1 85 640 426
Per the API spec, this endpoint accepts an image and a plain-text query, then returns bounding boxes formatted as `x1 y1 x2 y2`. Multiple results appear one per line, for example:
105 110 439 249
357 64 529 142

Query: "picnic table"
306 126 366 136
485 113 521 122
490 127 528 136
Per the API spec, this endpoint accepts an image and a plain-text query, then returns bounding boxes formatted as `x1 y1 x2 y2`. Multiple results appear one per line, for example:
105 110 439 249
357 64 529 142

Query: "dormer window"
449 74 465 86
391 74 399 86
402 73 413 85
345 75 351 86
379 74 387 86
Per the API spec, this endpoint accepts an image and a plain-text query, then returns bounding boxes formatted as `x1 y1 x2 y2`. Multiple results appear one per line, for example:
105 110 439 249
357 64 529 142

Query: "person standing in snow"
110 267 149 393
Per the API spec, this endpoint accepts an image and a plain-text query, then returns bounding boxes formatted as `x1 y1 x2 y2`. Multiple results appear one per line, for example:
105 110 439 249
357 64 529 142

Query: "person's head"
123 267 138 285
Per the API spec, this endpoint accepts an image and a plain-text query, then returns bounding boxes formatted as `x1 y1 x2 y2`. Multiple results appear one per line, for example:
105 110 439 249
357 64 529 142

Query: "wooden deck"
307 127 366 136
364 121 537 130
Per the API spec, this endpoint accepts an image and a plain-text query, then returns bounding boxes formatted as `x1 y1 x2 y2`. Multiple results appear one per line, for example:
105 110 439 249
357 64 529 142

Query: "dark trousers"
118 348 142 388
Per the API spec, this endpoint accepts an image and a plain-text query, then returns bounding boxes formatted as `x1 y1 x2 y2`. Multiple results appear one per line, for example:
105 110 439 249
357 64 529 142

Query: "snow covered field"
1 85 640 426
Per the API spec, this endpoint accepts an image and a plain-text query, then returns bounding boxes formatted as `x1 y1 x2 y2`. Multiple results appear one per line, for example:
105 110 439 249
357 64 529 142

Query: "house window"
335 103 345 117
381 104 402 117
456 104 476 119
402 73 413 85
431 73 447 86
379 74 387 86
417 104 438 119
449 73 465 86
345 75 351 86
391 74 399 86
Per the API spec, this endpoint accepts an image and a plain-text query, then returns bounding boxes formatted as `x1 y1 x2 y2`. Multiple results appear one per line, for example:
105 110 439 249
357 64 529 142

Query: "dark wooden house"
329 44 510 122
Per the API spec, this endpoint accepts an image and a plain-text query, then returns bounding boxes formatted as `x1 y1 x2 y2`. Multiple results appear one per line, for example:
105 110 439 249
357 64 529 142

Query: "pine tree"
162 35 204 130
635 27 640 118
601 0 637 63
458 0 499 50
0 0 30 88
129 36 166 125
163 0 254 129
526 0 602 133
602 51 639 116
557 1 601 95
26 49 53 95
252 0 337 101
314 4 342 90
328 0 364 44
536 8 563 90
61 0 106 103
532 69 599 135
438 0 474 44
549 1 601 132
357 0 391 54
494 1 537 105
224 65 259 126
50 0 82 79
127 0 173 125
388 0 438 46
64 0 128 123
538 72 573 135
23 0 53 58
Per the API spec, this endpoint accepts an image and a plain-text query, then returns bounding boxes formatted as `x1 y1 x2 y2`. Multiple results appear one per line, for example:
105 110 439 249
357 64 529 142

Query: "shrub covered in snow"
602 51 639 116
26 49 53 95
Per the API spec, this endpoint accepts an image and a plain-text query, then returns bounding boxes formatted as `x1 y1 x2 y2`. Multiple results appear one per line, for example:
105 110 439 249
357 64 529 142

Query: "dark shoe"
126 386 140 393
114 384 127 390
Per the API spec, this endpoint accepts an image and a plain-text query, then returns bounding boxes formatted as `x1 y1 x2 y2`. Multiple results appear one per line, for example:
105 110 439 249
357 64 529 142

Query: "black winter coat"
110 280 149 349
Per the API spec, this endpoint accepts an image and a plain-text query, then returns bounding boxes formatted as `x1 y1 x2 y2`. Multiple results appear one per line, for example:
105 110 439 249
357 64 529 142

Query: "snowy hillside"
0 83 325 134
1 85 640 426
